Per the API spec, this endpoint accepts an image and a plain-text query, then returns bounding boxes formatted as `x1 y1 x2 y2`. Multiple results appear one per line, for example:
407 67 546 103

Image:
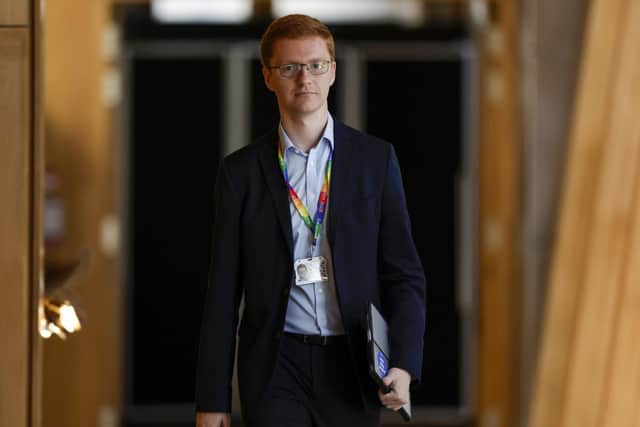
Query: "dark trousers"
246 333 380 427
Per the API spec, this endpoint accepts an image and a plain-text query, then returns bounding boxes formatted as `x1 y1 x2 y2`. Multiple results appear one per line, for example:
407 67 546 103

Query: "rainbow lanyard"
277 141 333 254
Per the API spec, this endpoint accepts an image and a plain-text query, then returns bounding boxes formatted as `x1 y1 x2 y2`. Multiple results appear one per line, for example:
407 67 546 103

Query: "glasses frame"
267 60 334 78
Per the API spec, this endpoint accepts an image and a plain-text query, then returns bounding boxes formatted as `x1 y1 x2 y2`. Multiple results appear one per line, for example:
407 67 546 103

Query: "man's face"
262 36 336 119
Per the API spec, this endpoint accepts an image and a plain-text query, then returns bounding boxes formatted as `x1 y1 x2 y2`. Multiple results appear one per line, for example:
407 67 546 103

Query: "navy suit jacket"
195 120 426 419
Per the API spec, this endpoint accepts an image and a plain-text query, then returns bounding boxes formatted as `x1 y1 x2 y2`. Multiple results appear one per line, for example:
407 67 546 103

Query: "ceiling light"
152 0 252 23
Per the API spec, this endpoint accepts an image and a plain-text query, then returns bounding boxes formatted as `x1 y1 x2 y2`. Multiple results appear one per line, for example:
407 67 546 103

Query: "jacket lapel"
328 121 354 247
258 131 293 257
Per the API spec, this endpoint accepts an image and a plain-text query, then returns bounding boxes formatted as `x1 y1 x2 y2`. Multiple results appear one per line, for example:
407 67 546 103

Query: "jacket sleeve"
195 158 243 412
377 144 426 382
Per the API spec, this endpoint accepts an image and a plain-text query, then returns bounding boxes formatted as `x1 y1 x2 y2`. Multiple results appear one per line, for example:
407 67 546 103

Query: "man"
195 14 426 427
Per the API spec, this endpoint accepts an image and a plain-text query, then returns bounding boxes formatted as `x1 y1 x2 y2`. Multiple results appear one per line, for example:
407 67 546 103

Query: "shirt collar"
279 113 335 154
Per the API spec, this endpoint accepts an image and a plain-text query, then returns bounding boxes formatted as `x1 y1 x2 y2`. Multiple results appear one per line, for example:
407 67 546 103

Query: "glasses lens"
309 61 330 75
277 61 330 78
280 64 299 78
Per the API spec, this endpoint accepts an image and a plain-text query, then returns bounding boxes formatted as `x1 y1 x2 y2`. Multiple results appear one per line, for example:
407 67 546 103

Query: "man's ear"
262 66 274 92
329 61 336 87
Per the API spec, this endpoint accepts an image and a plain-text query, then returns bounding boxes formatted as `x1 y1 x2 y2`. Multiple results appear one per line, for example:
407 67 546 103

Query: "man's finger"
378 390 406 405
378 390 393 407
378 388 397 399
382 397 408 407
378 388 410 406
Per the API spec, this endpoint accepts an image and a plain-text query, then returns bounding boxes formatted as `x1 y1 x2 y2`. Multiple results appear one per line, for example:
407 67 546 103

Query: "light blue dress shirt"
280 114 345 336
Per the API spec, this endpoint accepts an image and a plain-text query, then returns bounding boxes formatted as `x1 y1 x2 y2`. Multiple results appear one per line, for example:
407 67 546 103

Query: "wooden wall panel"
519 0 588 422
0 27 31 427
561 1 640 424
42 1 122 426
601 160 640 427
31 0 45 424
0 0 29 25
530 0 640 425
529 0 625 423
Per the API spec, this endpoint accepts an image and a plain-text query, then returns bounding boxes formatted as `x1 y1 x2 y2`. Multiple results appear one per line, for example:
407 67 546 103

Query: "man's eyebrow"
280 58 329 64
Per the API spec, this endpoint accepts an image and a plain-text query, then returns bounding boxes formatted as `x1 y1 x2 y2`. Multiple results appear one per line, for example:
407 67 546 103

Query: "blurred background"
3 0 640 426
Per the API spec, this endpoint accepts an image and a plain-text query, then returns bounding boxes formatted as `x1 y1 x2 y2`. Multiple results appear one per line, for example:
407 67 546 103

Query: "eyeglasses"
268 60 333 78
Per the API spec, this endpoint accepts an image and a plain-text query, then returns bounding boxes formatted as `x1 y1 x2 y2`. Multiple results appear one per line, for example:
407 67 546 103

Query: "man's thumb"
382 375 393 387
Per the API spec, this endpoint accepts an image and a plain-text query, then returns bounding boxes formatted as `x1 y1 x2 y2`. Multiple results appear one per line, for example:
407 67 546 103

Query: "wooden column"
530 0 640 425
477 0 522 426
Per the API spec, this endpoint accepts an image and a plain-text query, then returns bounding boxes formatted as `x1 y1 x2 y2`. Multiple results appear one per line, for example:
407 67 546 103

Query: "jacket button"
274 331 282 340
282 287 290 297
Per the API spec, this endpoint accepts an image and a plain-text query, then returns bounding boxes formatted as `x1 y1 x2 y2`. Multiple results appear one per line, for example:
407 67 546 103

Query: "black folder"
366 302 412 422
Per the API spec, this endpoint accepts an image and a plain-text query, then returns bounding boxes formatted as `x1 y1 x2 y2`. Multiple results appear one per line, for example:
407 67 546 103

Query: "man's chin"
287 103 323 117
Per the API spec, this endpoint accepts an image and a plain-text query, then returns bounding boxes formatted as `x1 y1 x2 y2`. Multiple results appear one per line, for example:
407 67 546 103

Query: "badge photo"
294 256 329 285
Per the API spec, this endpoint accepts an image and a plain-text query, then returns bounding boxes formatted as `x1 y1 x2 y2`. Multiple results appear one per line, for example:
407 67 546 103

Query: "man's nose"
295 64 313 80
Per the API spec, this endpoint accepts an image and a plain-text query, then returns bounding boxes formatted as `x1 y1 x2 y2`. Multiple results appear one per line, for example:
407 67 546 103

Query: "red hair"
260 14 335 66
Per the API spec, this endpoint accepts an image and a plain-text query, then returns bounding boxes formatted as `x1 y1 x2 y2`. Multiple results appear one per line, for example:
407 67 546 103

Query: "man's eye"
282 64 297 72
311 62 323 70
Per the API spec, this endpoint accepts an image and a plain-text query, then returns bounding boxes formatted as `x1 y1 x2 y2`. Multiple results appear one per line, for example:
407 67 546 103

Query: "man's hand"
196 412 231 427
378 367 411 411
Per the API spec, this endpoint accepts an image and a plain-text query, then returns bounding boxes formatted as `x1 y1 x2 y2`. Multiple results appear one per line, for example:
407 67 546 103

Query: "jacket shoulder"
336 121 394 159
220 128 276 170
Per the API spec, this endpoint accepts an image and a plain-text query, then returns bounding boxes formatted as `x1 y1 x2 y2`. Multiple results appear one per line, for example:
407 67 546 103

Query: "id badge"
294 256 329 285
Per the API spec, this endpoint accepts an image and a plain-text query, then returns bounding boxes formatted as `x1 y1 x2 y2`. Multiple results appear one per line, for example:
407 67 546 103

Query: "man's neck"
280 110 329 153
